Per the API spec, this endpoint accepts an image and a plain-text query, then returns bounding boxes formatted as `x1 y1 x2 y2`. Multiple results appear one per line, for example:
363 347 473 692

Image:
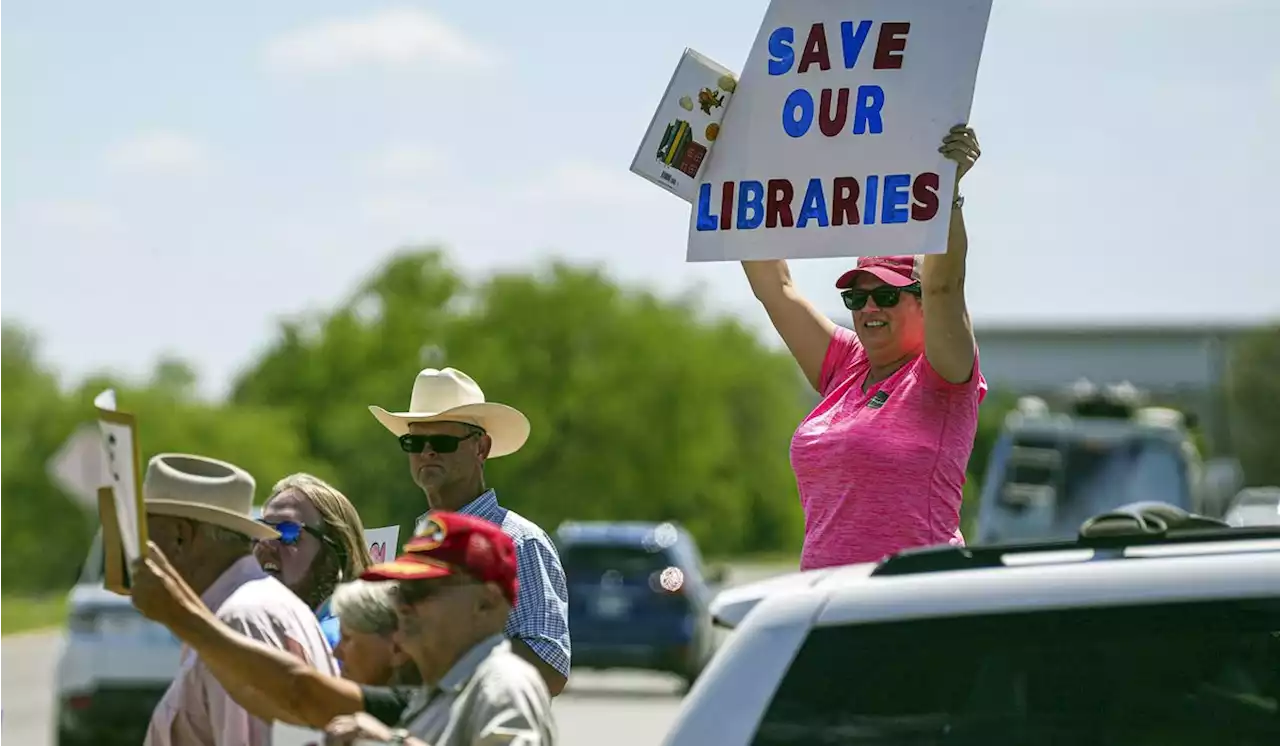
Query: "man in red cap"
322 511 556 745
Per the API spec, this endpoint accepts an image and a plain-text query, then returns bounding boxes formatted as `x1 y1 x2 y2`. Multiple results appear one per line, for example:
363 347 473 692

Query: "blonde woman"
254 473 373 651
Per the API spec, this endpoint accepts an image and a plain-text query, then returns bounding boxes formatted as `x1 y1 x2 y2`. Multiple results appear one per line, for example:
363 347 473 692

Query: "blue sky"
4 0 1277 397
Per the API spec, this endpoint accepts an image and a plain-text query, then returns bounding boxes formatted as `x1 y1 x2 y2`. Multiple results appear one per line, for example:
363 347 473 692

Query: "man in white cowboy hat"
139 453 338 746
370 367 571 696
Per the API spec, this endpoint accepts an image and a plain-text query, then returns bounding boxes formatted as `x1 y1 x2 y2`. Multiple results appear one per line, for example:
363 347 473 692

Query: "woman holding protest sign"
743 125 987 571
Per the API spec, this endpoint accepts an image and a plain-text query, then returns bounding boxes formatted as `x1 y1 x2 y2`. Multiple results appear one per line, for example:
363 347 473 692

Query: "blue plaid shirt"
415 490 571 678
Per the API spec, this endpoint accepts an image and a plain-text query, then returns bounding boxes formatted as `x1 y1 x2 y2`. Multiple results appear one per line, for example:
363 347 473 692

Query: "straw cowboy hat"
144 454 279 541
368 368 530 458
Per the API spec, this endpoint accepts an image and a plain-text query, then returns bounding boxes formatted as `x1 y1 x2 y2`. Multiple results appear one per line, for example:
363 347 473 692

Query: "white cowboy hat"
368 368 530 458
144 453 279 541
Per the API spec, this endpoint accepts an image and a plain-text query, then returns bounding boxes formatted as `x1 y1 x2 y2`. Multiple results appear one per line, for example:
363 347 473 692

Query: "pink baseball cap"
834 255 922 290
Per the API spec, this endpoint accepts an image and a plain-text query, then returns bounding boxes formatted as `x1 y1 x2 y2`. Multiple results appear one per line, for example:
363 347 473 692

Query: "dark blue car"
556 521 724 688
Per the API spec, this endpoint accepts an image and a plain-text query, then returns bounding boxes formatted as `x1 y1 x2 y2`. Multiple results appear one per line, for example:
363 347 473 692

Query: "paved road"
2 563 793 745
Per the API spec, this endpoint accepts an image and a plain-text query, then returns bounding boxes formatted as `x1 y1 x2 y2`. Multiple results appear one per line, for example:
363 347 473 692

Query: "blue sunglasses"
258 520 348 565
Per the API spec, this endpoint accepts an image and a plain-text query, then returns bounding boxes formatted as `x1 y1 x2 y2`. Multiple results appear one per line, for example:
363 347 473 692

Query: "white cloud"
362 143 444 178
104 131 210 175
264 7 499 75
18 200 124 233
516 161 667 208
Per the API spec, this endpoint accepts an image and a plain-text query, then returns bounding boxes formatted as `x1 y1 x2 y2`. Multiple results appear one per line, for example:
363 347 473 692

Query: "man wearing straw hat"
370 367 571 696
141 453 337 746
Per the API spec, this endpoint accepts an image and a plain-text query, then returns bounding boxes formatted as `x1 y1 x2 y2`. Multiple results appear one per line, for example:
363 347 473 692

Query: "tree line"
4 247 1276 594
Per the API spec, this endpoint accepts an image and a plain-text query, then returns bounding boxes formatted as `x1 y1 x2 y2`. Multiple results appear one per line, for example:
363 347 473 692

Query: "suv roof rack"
871 503 1280 578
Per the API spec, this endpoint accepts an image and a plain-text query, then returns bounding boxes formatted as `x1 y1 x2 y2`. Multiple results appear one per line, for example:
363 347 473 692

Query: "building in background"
835 321 1260 456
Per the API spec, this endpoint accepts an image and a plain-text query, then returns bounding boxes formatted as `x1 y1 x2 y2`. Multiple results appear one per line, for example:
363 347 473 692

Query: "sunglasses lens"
872 287 902 307
430 436 462 454
276 521 302 544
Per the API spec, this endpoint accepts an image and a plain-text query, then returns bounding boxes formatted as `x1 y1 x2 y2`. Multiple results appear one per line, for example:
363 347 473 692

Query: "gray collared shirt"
400 634 556 746
413 490 571 679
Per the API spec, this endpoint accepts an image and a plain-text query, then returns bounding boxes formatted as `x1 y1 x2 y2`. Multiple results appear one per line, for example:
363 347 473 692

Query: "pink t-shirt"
790 326 987 570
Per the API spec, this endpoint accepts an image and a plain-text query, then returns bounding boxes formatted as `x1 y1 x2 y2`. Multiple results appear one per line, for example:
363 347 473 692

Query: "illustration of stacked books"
656 120 708 179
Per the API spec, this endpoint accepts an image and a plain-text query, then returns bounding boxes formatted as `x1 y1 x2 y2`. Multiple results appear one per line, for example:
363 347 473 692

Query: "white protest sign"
687 0 993 262
94 389 147 571
366 525 401 564
271 722 322 746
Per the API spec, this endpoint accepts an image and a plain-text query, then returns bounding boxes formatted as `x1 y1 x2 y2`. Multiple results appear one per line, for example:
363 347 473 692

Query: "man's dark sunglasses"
257 520 347 564
394 577 473 606
840 283 922 311
398 431 481 454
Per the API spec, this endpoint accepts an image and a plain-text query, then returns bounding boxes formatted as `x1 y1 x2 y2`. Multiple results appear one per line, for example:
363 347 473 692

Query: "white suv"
664 504 1280 746
53 529 181 745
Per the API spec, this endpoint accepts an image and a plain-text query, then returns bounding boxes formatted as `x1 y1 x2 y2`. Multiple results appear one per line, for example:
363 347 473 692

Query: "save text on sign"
696 18 941 235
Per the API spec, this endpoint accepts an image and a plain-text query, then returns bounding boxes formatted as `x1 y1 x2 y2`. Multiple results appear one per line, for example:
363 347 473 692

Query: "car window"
752 599 1279 745
990 435 1192 541
561 544 676 581
678 534 707 576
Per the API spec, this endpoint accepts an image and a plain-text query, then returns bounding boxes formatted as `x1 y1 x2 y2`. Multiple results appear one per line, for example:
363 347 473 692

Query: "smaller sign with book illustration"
630 48 738 202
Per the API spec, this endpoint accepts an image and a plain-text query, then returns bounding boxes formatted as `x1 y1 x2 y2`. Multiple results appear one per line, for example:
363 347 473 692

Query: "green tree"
233 248 808 554
67 367 332 503
1 323 89 592
2 327 331 593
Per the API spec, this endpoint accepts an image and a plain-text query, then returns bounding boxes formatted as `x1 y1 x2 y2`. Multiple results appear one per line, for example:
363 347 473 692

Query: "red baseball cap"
361 511 519 606
834 255 922 290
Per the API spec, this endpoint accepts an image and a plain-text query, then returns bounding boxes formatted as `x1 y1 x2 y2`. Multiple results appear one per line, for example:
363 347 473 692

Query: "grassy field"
1 594 68 636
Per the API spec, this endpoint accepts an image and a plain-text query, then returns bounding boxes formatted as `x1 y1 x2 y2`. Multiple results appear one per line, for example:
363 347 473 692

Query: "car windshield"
561 544 674 582
990 434 1191 541
752 599 1279 746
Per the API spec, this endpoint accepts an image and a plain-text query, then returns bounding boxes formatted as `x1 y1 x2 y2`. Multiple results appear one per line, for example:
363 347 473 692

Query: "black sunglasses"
840 283 921 311
258 520 348 565
398 431 481 454
394 577 473 606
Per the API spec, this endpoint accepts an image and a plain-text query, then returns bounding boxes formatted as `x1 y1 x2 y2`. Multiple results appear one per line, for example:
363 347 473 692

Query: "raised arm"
184 611 365 728
741 260 837 392
922 125 980 385
130 544 365 728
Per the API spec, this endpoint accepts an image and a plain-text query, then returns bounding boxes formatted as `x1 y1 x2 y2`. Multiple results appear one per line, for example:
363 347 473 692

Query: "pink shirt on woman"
790 325 987 571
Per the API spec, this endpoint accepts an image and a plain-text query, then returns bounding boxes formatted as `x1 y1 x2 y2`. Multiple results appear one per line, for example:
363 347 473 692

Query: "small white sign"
687 0 993 262
94 389 146 570
48 425 107 508
271 722 323 746
366 525 401 564
631 48 739 202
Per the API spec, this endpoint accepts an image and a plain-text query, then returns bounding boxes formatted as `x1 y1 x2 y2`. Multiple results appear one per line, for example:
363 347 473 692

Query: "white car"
1224 487 1280 528
664 504 1280 745
53 529 182 746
